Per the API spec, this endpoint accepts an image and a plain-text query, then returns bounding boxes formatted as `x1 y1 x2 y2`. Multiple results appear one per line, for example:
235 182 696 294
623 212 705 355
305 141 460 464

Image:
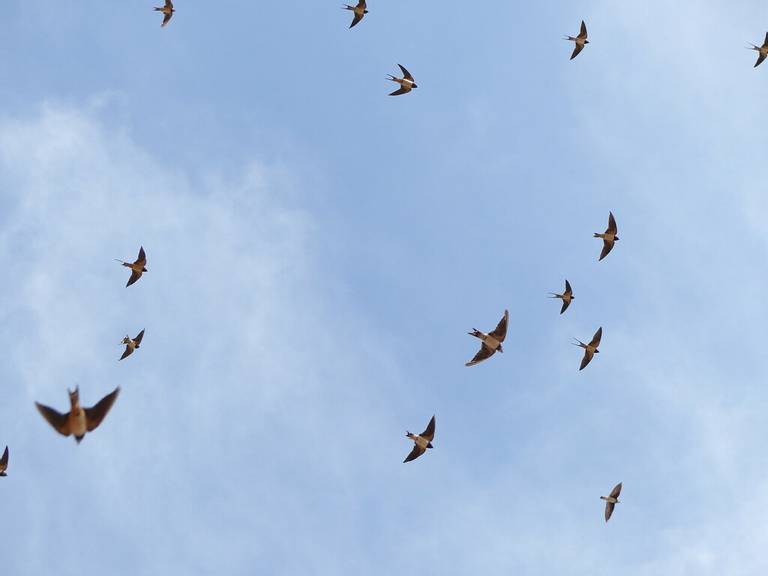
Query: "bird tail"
748 43 759 50
154 7 162 11
468 329 483 339
548 293 561 298
593 233 602 238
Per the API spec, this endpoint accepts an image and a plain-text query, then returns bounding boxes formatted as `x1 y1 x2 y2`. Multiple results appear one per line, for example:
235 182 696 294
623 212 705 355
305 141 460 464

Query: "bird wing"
134 329 145 346
350 12 364 28
85 387 120 432
560 299 571 315
357 0 366 8
0 446 7 472
606 212 617 234
610 482 622 498
398 64 414 81
403 443 426 463
119 346 134 361
570 43 585 60
763 31 768 48
466 343 495 367
604 501 615 522
756 52 767 67
599 239 614 261
162 12 173 26
420 415 436 442
35 403 71 436
578 20 588 39
589 327 603 348
564 279 572 295
165 0 173 8
389 87 410 96
489 309 509 342
126 269 143 287
135 246 147 267
579 349 594 370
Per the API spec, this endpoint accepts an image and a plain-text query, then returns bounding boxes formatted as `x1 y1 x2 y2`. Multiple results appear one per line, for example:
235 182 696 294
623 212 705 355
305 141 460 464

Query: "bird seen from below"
403 415 436 463
387 64 417 96
466 309 509 367
35 387 121 444
343 0 368 29
154 0 175 27
594 212 618 261
116 246 148 287
601 482 623 522
549 279 574 314
573 326 602 371
748 32 768 67
565 20 589 60
120 329 145 361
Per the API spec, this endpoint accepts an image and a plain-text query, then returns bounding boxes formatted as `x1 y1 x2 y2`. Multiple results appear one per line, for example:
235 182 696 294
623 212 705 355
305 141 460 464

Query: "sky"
2 0 768 574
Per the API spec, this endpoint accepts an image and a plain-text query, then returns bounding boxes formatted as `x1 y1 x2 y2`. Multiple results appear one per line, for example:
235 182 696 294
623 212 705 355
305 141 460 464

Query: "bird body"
387 64 417 96
749 32 768 67
549 279 574 314
403 416 435 463
154 0 175 27
594 212 618 261
120 329 145 360
35 387 120 444
343 0 368 28
573 326 602 370
466 309 509 366
565 20 589 59
117 246 148 287
601 482 623 521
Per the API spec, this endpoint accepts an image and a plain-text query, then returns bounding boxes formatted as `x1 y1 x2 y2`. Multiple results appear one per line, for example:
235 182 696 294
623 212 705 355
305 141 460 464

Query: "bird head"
427 442 434 449
497 344 504 353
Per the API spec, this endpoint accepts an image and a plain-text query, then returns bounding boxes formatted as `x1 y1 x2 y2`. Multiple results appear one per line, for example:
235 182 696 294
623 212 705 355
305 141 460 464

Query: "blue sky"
3 0 768 574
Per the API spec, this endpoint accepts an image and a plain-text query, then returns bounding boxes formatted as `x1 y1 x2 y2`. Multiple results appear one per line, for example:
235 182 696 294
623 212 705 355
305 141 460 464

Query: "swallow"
549 279 575 314
0 446 8 477
466 309 509 367
594 212 618 261
343 0 367 28
564 20 589 60
601 482 622 522
35 386 120 444
748 32 768 67
573 326 602 370
387 64 417 96
120 329 145 361
403 415 435 463
154 0 175 27
116 246 148 287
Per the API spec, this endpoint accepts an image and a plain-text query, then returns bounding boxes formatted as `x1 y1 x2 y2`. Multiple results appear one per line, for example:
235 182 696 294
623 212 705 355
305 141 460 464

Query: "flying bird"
35 387 120 444
0 446 8 477
466 309 509 367
116 246 148 287
564 20 589 60
154 0 175 27
573 326 602 370
600 482 622 522
594 212 618 261
549 279 575 314
403 415 435 463
387 64 418 96
120 329 145 361
748 32 768 67
343 0 368 28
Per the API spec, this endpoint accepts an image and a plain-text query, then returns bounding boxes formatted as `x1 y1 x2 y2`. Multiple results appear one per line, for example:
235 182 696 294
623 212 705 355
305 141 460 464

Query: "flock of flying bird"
3 3 768 530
